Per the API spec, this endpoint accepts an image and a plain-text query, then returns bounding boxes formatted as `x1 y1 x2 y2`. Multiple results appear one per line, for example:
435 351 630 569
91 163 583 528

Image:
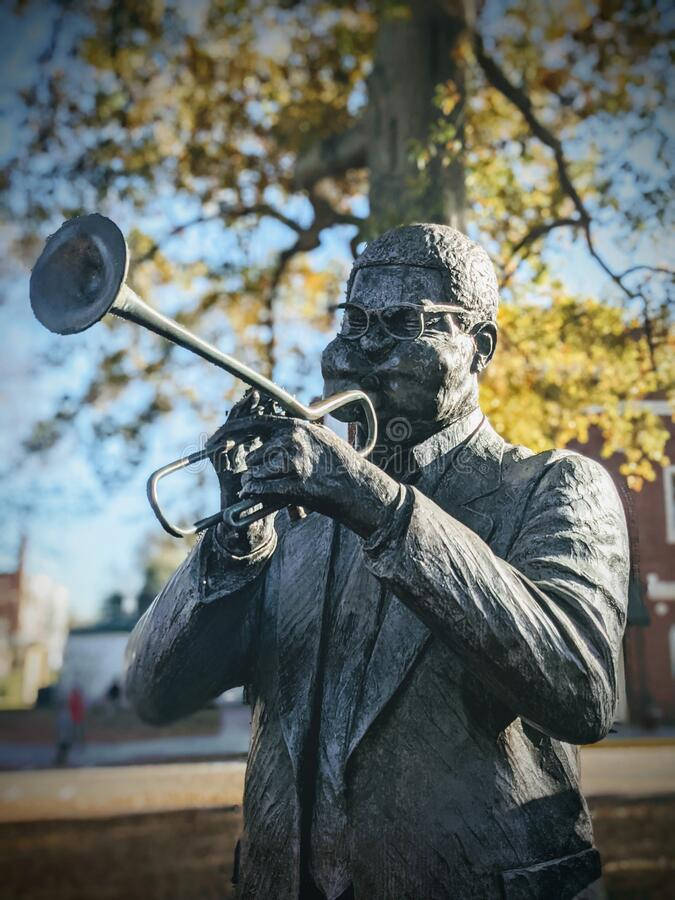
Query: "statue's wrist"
361 482 410 555
340 467 400 539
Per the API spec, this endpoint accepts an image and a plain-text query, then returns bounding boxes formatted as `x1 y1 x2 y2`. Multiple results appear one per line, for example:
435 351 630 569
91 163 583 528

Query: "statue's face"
321 264 479 440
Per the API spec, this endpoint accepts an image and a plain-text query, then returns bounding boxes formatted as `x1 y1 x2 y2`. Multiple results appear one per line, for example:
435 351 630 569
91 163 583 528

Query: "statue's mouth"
324 368 389 399
322 344 415 409
323 353 398 382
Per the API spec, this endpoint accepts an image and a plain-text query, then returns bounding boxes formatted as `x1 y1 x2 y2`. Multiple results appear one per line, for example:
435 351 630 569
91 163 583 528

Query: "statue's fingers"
242 450 292 485
239 474 295 503
246 439 289 470
229 388 260 419
206 391 258 450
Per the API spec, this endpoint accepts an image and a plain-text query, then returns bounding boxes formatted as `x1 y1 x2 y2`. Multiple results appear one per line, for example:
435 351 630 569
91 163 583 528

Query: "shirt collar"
410 407 484 471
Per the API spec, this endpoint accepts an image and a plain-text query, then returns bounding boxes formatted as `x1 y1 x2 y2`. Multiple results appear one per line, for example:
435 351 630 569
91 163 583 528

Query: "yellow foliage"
481 294 673 482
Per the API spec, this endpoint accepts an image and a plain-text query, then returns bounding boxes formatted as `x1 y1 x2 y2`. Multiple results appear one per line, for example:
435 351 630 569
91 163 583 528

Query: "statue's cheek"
321 337 347 376
400 338 439 365
434 340 472 379
406 340 457 383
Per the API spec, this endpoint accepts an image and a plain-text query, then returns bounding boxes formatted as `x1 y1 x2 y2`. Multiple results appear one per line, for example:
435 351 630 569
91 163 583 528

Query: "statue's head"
321 223 499 442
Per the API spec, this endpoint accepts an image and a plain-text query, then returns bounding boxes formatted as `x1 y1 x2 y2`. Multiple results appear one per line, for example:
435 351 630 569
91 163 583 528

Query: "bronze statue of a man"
125 224 629 899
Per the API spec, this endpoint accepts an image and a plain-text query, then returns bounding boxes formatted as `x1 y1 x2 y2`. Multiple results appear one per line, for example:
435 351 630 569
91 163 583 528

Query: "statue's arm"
124 526 275 724
363 455 629 744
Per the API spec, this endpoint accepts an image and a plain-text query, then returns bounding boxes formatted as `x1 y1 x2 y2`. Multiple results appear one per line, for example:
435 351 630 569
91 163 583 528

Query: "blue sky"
0 1 672 622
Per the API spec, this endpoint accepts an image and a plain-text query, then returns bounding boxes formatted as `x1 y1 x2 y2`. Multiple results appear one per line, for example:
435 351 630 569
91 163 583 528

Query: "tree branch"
257 188 365 374
293 123 367 190
135 203 304 264
510 217 582 256
473 32 665 366
618 264 675 280
474 33 589 224
500 217 584 288
132 187 364 374
228 203 303 234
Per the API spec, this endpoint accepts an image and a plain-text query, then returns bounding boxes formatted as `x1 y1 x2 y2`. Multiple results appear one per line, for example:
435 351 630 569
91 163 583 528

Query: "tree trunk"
366 0 471 234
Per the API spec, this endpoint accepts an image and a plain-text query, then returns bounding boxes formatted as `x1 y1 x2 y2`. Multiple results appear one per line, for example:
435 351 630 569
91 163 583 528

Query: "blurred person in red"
68 685 86 745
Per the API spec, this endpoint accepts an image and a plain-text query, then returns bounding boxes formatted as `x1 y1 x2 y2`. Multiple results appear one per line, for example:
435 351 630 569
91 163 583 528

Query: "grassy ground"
592 794 675 899
0 807 241 900
0 796 672 899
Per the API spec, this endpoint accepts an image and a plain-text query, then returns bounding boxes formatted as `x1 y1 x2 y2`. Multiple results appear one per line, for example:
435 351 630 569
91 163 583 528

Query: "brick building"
576 403 675 726
0 539 69 707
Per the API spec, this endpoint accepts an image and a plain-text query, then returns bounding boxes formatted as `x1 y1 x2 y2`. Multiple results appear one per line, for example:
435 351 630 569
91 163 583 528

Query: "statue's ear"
470 322 497 373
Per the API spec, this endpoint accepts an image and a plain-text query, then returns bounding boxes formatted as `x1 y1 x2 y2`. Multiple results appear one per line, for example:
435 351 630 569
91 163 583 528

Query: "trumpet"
29 214 377 537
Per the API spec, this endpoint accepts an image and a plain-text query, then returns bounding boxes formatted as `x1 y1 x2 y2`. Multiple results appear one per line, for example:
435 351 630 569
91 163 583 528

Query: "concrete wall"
59 632 129 703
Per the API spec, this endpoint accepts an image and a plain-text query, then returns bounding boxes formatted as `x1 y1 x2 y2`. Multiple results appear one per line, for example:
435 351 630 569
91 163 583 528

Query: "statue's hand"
240 419 400 539
207 389 277 554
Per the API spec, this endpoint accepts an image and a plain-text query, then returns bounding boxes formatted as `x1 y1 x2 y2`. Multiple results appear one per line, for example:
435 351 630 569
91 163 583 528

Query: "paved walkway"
580 744 675 797
0 761 247 822
0 727 250 770
0 705 251 770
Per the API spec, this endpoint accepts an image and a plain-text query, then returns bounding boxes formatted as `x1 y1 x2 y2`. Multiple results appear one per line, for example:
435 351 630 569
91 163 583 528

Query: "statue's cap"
350 223 499 324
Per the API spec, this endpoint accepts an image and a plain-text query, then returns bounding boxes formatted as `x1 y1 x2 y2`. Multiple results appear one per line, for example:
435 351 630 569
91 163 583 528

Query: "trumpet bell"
30 214 128 335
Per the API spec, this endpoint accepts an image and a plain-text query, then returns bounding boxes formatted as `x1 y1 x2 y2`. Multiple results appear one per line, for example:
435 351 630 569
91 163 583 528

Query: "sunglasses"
331 302 467 341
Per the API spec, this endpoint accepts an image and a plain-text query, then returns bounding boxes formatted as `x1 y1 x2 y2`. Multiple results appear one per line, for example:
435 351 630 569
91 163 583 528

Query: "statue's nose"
358 323 395 362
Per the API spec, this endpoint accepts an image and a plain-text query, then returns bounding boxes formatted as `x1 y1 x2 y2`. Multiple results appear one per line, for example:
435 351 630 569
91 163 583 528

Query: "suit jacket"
125 416 629 899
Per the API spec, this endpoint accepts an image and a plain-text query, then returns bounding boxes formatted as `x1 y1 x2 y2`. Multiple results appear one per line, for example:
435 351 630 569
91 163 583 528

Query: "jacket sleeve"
124 526 276 725
363 454 630 744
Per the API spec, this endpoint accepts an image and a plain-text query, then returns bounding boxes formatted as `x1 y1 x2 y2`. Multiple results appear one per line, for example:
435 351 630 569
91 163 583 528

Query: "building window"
665 466 675 544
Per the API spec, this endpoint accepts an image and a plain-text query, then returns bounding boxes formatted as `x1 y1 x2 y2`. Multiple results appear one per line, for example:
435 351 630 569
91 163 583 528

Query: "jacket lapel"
346 418 506 764
346 591 431 762
433 417 506 542
276 512 337 778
